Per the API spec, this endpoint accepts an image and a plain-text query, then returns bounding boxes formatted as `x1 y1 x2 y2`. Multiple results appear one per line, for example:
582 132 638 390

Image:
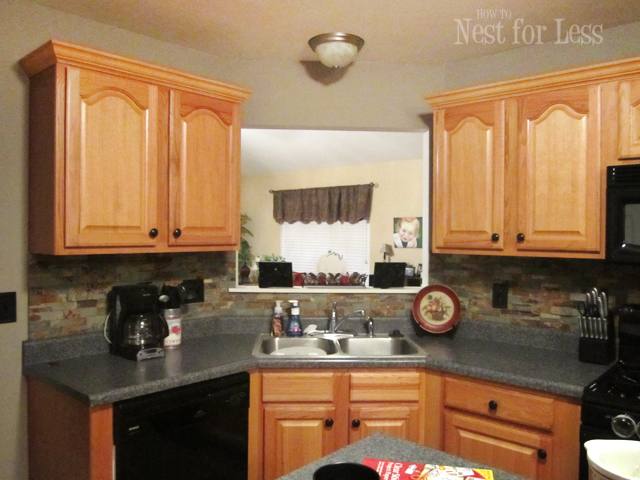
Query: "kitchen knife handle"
351 419 361 428
488 400 498 411
324 418 334 428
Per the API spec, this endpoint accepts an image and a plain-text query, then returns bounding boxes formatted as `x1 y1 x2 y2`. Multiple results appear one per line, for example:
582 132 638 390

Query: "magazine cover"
362 458 495 480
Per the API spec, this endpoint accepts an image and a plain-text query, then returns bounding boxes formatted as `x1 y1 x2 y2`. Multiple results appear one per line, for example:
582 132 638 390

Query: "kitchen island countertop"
277 433 522 480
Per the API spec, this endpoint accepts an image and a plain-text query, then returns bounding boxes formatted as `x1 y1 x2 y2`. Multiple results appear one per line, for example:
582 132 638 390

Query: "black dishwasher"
114 372 249 480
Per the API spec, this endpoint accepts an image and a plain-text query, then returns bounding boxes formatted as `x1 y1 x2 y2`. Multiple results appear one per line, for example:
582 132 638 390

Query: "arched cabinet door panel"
516 86 601 254
169 90 240 247
433 100 505 252
65 68 163 247
618 79 640 159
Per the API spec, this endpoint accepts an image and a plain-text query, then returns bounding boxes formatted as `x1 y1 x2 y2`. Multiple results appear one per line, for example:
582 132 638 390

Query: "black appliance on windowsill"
579 304 640 479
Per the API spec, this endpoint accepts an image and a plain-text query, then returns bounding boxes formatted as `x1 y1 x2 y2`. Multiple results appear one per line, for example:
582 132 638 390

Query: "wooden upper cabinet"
169 90 239 246
515 86 601 254
424 56 640 259
618 79 640 159
20 40 249 255
65 68 163 248
433 101 505 251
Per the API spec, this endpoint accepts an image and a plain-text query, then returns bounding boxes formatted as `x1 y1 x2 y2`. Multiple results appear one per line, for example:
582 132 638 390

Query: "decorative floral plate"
412 285 461 334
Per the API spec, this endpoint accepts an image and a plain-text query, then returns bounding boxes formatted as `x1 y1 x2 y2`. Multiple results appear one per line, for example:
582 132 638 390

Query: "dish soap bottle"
286 300 303 337
272 300 284 337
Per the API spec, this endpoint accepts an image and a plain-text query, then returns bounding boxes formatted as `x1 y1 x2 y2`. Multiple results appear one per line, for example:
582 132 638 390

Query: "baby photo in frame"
393 217 423 248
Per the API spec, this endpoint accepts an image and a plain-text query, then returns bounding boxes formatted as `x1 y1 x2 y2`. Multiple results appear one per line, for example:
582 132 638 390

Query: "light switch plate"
0 292 17 324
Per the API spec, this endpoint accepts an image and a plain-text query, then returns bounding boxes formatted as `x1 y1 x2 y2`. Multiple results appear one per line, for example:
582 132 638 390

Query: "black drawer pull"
537 448 547 460
488 400 498 411
324 418 334 428
491 233 500 242
351 419 361 428
173 228 182 238
149 228 158 238
516 232 525 243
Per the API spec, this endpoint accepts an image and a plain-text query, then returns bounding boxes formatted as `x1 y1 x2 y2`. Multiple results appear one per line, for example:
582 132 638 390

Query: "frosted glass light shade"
315 41 358 68
308 33 365 69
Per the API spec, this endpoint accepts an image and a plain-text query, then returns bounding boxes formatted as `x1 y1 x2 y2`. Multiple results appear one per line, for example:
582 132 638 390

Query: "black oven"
607 164 640 263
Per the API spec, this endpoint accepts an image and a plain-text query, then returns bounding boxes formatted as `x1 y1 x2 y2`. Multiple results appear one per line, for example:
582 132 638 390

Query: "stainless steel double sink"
252 333 426 358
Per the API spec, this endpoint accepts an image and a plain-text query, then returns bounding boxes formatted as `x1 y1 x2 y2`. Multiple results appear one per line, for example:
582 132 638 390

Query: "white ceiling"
241 129 424 175
35 0 640 65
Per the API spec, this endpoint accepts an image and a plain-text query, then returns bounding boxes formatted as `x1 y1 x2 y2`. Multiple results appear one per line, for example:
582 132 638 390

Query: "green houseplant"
238 214 253 284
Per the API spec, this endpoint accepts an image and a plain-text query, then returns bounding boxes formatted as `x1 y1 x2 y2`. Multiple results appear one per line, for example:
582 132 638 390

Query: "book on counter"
362 457 495 480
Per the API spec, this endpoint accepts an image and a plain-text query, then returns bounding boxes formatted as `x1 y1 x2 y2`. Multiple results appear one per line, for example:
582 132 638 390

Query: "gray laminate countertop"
24 326 608 406
278 434 521 480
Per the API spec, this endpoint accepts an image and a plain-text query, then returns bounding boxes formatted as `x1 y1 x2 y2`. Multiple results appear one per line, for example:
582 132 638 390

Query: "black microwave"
607 164 640 263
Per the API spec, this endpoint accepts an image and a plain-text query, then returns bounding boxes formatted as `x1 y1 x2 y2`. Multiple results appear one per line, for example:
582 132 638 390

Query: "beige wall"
2 0 640 476
241 158 424 272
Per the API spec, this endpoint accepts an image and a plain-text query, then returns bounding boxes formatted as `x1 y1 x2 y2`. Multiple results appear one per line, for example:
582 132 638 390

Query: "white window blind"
280 221 370 273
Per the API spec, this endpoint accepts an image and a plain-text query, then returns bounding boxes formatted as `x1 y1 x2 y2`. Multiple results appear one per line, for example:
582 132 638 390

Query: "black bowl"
313 462 380 480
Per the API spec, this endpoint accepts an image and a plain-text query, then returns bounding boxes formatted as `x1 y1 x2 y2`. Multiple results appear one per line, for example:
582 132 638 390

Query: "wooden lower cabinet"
349 404 421 443
440 375 581 480
444 410 552 479
263 404 341 480
255 369 426 480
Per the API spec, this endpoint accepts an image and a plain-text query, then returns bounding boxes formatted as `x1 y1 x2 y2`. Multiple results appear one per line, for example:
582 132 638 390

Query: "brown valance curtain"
273 183 373 224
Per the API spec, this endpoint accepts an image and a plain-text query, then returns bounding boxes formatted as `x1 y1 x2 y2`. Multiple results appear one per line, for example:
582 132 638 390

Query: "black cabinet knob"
351 419 361 428
537 448 547 460
148 228 158 238
324 418 334 428
491 233 500 242
488 400 498 411
173 228 182 238
516 233 525 243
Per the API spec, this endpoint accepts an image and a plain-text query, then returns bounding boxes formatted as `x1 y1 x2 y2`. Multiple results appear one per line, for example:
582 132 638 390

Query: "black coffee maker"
106 284 169 361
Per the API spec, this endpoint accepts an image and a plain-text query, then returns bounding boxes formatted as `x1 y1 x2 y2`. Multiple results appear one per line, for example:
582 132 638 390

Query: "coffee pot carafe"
106 284 169 361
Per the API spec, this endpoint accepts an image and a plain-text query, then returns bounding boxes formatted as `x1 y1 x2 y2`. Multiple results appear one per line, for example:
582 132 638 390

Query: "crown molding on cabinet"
20 40 251 103
426 56 640 108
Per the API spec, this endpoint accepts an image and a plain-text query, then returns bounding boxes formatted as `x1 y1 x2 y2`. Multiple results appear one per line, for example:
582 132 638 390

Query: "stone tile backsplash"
28 252 640 339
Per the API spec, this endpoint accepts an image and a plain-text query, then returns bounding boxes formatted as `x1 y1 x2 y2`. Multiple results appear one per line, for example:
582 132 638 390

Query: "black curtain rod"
269 182 378 194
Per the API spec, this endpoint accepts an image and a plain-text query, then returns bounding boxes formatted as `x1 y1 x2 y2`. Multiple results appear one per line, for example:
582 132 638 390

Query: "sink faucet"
329 304 366 333
365 316 375 337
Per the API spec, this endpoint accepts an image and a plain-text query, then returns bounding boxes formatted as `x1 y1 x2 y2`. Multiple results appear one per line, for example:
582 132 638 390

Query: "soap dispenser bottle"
286 300 303 337
272 300 284 337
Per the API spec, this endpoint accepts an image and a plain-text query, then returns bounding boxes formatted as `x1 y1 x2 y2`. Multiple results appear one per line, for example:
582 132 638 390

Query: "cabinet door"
433 100 505 251
618 79 640 159
516 86 601 253
65 68 163 247
349 404 420 443
444 410 552 480
263 404 339 480
169 90 239 246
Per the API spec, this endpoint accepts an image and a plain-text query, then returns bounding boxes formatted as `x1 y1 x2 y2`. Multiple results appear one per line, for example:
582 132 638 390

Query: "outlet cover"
179 279 204 304
0 292 17 324
492 282 509 309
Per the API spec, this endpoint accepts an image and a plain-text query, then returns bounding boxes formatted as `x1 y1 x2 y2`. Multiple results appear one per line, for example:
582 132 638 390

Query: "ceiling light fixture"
308 32 365 68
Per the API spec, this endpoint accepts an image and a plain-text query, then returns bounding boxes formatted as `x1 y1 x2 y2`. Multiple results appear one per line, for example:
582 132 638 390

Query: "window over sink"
232 128 430 293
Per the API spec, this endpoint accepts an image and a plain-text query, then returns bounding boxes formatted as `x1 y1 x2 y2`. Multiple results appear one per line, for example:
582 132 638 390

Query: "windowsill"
228 285 423 294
